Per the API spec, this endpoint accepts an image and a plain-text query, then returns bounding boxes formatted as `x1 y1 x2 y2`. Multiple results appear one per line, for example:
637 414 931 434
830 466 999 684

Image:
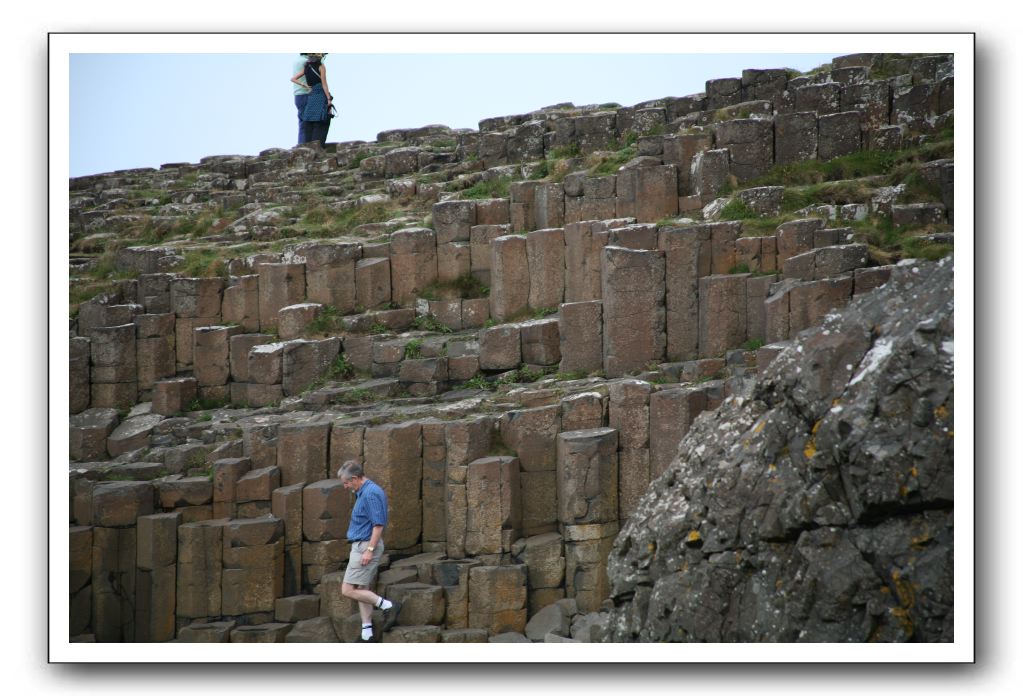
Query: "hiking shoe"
382 600 402 631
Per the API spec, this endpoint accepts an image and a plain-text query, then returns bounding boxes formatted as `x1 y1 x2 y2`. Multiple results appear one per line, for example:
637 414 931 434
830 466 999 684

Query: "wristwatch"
366 545 375 551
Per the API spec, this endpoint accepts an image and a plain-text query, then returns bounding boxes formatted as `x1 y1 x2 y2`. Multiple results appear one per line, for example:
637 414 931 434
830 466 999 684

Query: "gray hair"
338 460 364 480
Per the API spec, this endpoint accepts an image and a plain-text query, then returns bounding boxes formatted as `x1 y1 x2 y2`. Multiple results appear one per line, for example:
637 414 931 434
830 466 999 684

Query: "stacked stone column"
171 277 224 370
601 246 666 377
556 428 619 612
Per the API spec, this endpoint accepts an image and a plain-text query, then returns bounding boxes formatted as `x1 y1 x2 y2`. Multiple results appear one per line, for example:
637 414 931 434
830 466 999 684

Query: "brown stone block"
518 469 558 537
271 483 304 548
193 325 242 387
479 324 521 371
560 391 605 431
437 242 471 283
465 456 521 556
511 532 565 591
775 111 818 165
302 242 360 314
229 622 292 643
526 227 565 310
601 246 666 377
433 200 478 244
222 540 285 615
564 221 607 303
92 481 154 527
91 526 136 642
301 478 349 542
389 583 446 626
445 480 467 560
176 620 235 642
235 466 281 503
616 165 678 222
276 303 320 340
277 419 330 487
489 235 530 321
282 337 341 396
70 337 91 414
364 422 423 549
534 183 564 230
257 263 306 331
275 594 321 623
150 377 194 416
557 300 602 374
698 274 748 358
136 335 175 391
556 428 618 525
248 341 285 385
389 227 438 306
649 385 708 478
69 407 119 461
355 257 392 310
818 111 862 161
617 448 651 522
171 277 225 319
70 525 93 596
608 379 652 450
222 275 260 332
155 476 212 510
228 334 272 383
788 277 853 335
519 318 561 366
776 218 824 264
89 323 136 382
499 404 560 473
176 520 227 619
564 522 617 612
237 500 272 518
136 511 181 570
469 564 528 615
134 565 176 641
746 274 777 344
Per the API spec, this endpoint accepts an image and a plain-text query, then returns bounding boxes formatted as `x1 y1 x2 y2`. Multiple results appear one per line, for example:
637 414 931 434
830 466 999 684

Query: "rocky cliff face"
605 258 954 642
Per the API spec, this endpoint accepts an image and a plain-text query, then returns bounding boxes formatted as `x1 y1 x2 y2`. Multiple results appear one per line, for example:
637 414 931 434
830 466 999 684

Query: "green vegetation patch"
460 176 512 200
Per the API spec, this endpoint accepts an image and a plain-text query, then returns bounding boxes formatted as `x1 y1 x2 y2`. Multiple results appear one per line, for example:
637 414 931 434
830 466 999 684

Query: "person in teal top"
291 54 312 145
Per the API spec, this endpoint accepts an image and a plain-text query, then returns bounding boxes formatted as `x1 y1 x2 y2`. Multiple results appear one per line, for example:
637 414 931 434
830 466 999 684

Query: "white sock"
361 624 373 640
377 597 393 610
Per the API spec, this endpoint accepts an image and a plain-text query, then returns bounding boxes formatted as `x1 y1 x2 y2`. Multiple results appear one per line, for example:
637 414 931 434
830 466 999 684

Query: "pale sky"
69 52 846 177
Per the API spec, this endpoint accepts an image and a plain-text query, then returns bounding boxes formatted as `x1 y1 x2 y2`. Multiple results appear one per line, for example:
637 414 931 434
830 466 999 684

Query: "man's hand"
360 549 373 566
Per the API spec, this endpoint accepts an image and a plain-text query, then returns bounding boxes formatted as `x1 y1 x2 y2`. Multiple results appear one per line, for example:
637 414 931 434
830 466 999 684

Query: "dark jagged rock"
605 258 954 642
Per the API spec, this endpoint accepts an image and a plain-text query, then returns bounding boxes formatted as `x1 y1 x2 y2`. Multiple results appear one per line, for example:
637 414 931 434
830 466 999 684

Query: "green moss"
719 199 757 221
404 339 423 360
460 176 511 200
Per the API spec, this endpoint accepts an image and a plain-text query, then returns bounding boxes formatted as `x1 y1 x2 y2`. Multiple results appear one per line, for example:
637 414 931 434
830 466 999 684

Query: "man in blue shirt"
338 461 401 641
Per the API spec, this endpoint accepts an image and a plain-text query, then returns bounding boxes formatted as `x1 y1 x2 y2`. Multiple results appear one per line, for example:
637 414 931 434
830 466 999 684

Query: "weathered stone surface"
70 337 91 414
257 263 306 331
511 532 565 591
192 325 241 387
390 227 438 306
557 428 618 525
788 276 854 337
776 218 825 264
561 391 605 432
355 257 392 310
301 478 349 541
465 456 521 556
698 274 748 357
277 420 330 486
818 111 862 161
229 622 292 643
177 519 227 619
478 324 521 371
519 318 561 366
616 165 678 222
364 422 422 550
136 511 181 570
775 111 818 164
235 466 280 503
222 275 260 332
606 259 954 642
284 616 339 642
282 338 341 396
91 526 136 641
91 481 154 527
691 148 730 204
714 118 774 182
526 227 565 310
531 182 563 231
177 620 235 642
648 385 708 479
468 565 528 635
171 277 224 319
106 413 163 458
70 407 119 461
746 274 776 345
489 235 530 321
608 380 651 450
558 301 602 374
275 303 319 341
601 246 666 377
90 323 137 384
433 200 478 244
564 522 617 613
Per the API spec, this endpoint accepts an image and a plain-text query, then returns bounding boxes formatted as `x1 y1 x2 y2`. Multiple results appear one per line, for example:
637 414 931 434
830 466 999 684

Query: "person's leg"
294 94 308 145
302 121 315 146
311 120 329 146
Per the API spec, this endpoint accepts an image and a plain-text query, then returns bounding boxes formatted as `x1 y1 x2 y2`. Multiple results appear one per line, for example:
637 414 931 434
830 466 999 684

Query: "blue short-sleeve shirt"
347 479 388 541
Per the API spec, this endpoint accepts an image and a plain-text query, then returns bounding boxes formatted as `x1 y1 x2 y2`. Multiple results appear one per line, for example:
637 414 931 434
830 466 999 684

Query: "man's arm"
360 524 384 565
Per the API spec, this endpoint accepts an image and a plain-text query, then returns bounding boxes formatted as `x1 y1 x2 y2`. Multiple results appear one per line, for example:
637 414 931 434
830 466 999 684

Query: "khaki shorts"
343 540 385 586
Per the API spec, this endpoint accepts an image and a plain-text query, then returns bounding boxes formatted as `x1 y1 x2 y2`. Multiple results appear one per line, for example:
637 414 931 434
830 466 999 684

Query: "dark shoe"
382 600 402 631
